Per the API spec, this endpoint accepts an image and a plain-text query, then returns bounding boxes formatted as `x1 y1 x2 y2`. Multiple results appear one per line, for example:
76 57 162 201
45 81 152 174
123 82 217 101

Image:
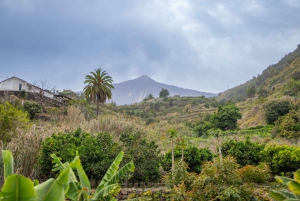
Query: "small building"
0 76 54 98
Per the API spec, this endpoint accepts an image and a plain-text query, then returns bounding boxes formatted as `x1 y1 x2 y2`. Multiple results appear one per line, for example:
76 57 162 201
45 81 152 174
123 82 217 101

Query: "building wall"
0 77 54 98
0 77 29 91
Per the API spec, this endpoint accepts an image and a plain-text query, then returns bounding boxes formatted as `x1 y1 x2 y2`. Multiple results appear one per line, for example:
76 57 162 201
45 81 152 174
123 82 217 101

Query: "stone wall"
0 91 65 107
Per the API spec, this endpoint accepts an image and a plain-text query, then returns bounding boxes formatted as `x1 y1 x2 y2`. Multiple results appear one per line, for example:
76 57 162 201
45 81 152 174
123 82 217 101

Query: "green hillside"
218 44 300 102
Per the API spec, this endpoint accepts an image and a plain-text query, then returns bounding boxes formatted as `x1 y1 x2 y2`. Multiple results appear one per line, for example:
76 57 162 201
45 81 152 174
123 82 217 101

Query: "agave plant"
270 169 300 201
0 150 149 201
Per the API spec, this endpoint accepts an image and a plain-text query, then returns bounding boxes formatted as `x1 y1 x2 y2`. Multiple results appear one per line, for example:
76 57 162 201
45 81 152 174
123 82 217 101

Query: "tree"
273 109 300 143
84 68 114 116
264 100 293 124
143 93 154 101
23 101 42 119
168 129 177 172
246 85 256 101
159 88 170 98
210 103 242 130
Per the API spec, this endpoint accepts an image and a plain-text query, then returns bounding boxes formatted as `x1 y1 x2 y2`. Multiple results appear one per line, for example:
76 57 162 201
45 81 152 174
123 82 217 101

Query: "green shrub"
38 128 120 182
161 146 213 173
221 137 265 166
272 109 300 142
120 132 161 183
238 163 271 184
264 100 294 124
282 79 300 96
260 145 300 175
210 103 242 131
0 102 30 142
23 101 42 119
193 121 213 137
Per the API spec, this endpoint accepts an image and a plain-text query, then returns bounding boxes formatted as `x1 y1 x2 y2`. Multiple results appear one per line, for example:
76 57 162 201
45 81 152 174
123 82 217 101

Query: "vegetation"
161 146 213 173
0 102 30 142
159 88 169 98
23 100 42 119
270 169 300 201
221 137 265 166
264 100 294 125
210 103 242 130
1 150 136 201
84 68 114 116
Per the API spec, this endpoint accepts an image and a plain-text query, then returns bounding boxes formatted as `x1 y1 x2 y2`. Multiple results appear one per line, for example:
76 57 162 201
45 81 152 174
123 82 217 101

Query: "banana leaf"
2 150 14 180
34 168 70 201
96 152 124 192
0 174 36 201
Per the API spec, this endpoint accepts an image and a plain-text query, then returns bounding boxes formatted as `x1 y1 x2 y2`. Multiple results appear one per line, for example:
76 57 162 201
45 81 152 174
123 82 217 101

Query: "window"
19 84 22 91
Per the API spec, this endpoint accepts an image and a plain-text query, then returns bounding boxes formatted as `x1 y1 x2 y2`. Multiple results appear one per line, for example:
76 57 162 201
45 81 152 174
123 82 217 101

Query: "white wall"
0 77 28 91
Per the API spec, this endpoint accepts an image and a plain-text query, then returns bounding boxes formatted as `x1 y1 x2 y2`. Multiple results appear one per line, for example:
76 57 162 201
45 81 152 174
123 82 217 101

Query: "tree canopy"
83 68 114 116
211 103 242 130
159 88 170 98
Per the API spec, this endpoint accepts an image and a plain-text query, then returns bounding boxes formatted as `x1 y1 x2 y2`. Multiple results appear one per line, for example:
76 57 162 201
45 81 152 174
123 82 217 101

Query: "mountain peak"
135 75 154 81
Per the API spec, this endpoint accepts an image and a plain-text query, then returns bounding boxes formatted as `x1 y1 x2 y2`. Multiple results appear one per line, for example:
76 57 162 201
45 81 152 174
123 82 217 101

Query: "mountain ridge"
112 75 217 105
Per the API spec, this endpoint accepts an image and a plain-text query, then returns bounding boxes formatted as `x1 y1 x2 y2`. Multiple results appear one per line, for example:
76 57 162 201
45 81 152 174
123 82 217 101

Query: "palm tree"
84 68 114 116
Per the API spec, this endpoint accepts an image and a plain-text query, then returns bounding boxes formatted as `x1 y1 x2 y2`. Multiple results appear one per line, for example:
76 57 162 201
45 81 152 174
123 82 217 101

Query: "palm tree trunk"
96 102 99 116
171 138 174 172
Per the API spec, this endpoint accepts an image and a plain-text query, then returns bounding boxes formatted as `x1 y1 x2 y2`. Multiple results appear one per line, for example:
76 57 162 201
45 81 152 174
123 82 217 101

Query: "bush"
193 121 213 137
38 128 120 182
0 102 30 142
238 163 271 184
23 101 42 119
210 103 242 130
161 146 213 173
260 145 300 175
272 109 300 142
221 137 265 166
120 132 161 183
264 100 293 124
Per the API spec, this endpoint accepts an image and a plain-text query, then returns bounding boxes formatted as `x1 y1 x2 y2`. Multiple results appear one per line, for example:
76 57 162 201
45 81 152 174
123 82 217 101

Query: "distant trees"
264 100 293 124
246 85 256 100
159 88 169 98
211 103 242 130
143 93 154 101
83 68 114 116
273 110 300 143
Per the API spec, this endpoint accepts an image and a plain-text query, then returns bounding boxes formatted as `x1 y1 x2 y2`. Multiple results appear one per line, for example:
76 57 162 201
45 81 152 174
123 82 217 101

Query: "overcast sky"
1 0 300 93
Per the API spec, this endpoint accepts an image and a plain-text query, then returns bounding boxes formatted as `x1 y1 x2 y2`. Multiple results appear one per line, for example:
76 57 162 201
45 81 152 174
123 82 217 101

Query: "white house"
0 76 54 98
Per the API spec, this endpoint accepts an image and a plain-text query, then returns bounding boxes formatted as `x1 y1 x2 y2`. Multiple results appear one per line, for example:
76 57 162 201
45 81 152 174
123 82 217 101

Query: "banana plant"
0 150 71 201
51 151 136 201
0 150 149 201
270 169 300 201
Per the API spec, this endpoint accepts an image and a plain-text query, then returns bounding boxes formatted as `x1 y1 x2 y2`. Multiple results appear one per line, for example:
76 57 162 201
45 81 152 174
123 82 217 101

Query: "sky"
0 0 300 93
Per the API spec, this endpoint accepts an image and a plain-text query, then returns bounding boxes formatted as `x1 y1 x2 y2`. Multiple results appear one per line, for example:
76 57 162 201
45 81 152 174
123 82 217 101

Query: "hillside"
112 75 217 105
218 44 300 102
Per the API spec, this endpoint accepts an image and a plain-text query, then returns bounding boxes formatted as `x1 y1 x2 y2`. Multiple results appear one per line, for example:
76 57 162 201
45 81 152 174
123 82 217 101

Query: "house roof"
0 76 54 94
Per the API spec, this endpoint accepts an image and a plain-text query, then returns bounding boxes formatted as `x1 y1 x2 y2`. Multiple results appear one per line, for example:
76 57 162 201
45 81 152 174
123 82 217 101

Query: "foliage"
270 169 300 201
260 145 300 175
23 100 42 119
38 128 120 182
84 68 114 116
246 85 256 99
282 78 300 96
165 156 272 201
143 94 154 101
273 109 300 142
238 163 271 184
193 121 213 137
1 150 136 201
161 146 213 173
221 137 265 166
120 132 161 183
0 102 30 142
257 87 268 98
210 103 242 130
264 100 294 125
159 88 170 98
